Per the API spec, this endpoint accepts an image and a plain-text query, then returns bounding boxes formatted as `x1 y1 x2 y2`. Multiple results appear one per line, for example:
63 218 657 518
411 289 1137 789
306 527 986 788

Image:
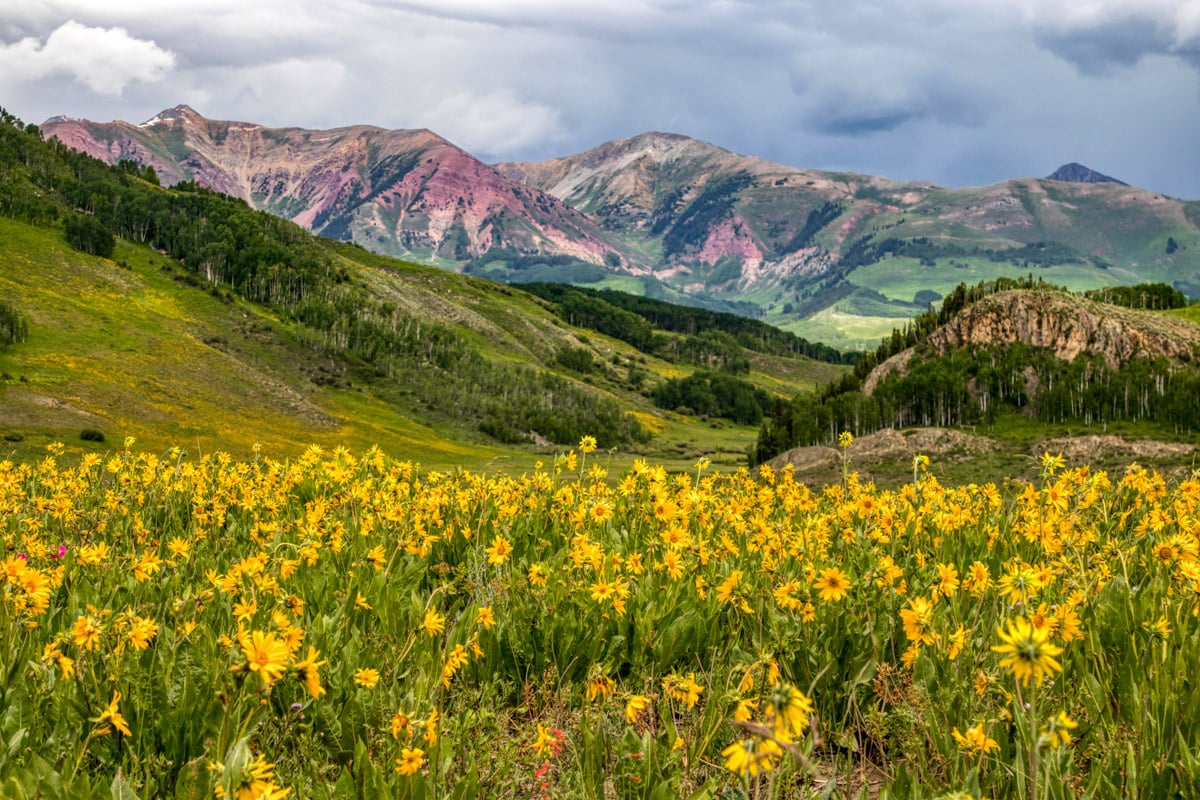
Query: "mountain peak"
139 104 204 127
1045 162 1127 186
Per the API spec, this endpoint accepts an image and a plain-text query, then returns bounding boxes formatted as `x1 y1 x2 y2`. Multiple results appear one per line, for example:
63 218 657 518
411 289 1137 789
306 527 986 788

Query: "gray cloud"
0 0 1197 198
0 19 174 95
1035 17 1177 74
1015 0 1200 71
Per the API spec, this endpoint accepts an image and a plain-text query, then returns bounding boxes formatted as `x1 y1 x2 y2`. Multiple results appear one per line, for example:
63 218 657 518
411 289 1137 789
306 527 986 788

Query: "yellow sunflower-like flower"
664 672 704 710
765 684 813 741
813 567 851 603
240 630 291 688
70 615 102 651
625 694 649 724
477 605 496 630
395 747 424 777
991 616 1063 687
293 646 326 699
422 608 445 638
128 615 159 650
721 737 782 778
900 596 936 646
354 667 381 689
1038 710 1078 750
952 722 999 755
95 690 132 737
485 534 513 566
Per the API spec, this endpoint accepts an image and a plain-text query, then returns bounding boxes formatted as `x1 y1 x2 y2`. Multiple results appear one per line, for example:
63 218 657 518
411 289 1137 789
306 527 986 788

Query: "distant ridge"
1046 162 1127 185
41 107 1200 348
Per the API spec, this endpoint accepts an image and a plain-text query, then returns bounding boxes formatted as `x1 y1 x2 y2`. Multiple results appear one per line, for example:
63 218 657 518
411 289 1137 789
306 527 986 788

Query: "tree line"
518 282 855 365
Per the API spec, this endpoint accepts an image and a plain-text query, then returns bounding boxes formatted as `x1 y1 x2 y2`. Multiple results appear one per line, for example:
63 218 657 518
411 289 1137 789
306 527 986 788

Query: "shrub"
64 214 115 258
555 345 595 374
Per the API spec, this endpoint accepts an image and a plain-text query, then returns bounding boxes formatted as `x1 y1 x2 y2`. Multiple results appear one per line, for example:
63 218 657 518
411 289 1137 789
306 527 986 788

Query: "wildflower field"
3 438 1200 800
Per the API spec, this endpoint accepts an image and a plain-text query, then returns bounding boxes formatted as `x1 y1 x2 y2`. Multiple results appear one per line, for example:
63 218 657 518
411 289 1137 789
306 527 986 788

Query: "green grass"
0 216 835 472
0 220 415 460
780 307 901 352
1167 304 1200 325
846 257 1119 303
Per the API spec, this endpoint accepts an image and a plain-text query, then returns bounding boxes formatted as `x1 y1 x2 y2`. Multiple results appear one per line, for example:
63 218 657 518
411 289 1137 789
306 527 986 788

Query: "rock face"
863 290 1200 394
1046 163 1127 185
767 427 992 474
42 106 620 267
498 131 893 284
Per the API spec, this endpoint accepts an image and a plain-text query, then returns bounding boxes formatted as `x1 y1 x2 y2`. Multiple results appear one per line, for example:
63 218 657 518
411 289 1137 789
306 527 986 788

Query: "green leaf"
0 727 25 769
111 770 141 800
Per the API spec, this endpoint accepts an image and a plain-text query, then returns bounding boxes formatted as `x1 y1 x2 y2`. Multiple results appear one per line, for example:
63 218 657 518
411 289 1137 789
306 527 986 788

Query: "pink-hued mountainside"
42 106 1200 345
42 105 619 267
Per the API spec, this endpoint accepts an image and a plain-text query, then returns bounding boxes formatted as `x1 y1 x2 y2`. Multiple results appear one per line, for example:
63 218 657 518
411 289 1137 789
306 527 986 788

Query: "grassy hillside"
0 218 492 464
0 113 844 469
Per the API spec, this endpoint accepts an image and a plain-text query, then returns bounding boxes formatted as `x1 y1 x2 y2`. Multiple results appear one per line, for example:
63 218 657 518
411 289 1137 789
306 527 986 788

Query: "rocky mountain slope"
497 130 901 285
42 105 620 267
503 134 1200 347
753 283 1200 465
43 108 1200 348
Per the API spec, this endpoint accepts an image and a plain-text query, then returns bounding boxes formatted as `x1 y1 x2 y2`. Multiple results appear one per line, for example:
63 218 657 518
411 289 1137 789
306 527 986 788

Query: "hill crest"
863 289 1200 393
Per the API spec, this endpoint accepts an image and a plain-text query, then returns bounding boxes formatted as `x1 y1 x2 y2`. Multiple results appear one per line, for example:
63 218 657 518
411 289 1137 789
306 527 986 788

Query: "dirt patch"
1035 435 1196 463
769 427 994 474
5 391 102 423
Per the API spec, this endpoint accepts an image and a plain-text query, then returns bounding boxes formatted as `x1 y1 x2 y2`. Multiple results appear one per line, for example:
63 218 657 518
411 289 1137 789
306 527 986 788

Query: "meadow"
2 437 1199 799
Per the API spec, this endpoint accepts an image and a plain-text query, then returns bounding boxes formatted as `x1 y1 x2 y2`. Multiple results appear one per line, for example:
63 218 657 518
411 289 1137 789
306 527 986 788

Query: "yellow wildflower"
422 608 445 638
813 567 851 603
952 722 999 754
395 748 424 776
354 667 381 689
240 630 291 688
992 617 1063 687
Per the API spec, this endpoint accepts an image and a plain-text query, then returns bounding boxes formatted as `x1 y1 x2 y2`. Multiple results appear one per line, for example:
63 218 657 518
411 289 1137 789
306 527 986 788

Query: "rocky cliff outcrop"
863 290 1200 394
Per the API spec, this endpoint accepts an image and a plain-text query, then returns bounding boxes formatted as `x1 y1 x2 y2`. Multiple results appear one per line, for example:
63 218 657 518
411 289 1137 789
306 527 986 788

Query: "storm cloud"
1 0 1198 198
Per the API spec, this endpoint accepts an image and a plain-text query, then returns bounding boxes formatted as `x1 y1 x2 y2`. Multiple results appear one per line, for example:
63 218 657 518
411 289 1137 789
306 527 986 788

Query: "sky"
2 0 1199 198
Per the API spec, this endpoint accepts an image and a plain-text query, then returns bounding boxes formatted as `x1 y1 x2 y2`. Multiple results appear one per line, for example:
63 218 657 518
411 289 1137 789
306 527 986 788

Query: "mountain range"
42 106 1200 348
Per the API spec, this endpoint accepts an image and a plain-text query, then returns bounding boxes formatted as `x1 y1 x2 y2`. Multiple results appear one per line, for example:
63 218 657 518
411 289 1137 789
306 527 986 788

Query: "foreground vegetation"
3 439 1200 798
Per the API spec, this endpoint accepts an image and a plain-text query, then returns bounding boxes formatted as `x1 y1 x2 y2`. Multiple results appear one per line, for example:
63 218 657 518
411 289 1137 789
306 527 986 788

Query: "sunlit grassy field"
4 437 1200 799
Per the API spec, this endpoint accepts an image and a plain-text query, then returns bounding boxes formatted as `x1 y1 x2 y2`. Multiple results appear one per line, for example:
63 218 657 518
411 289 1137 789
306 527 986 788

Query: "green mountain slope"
44 111 1200 350
502 137 1200 348
0 110 843 467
